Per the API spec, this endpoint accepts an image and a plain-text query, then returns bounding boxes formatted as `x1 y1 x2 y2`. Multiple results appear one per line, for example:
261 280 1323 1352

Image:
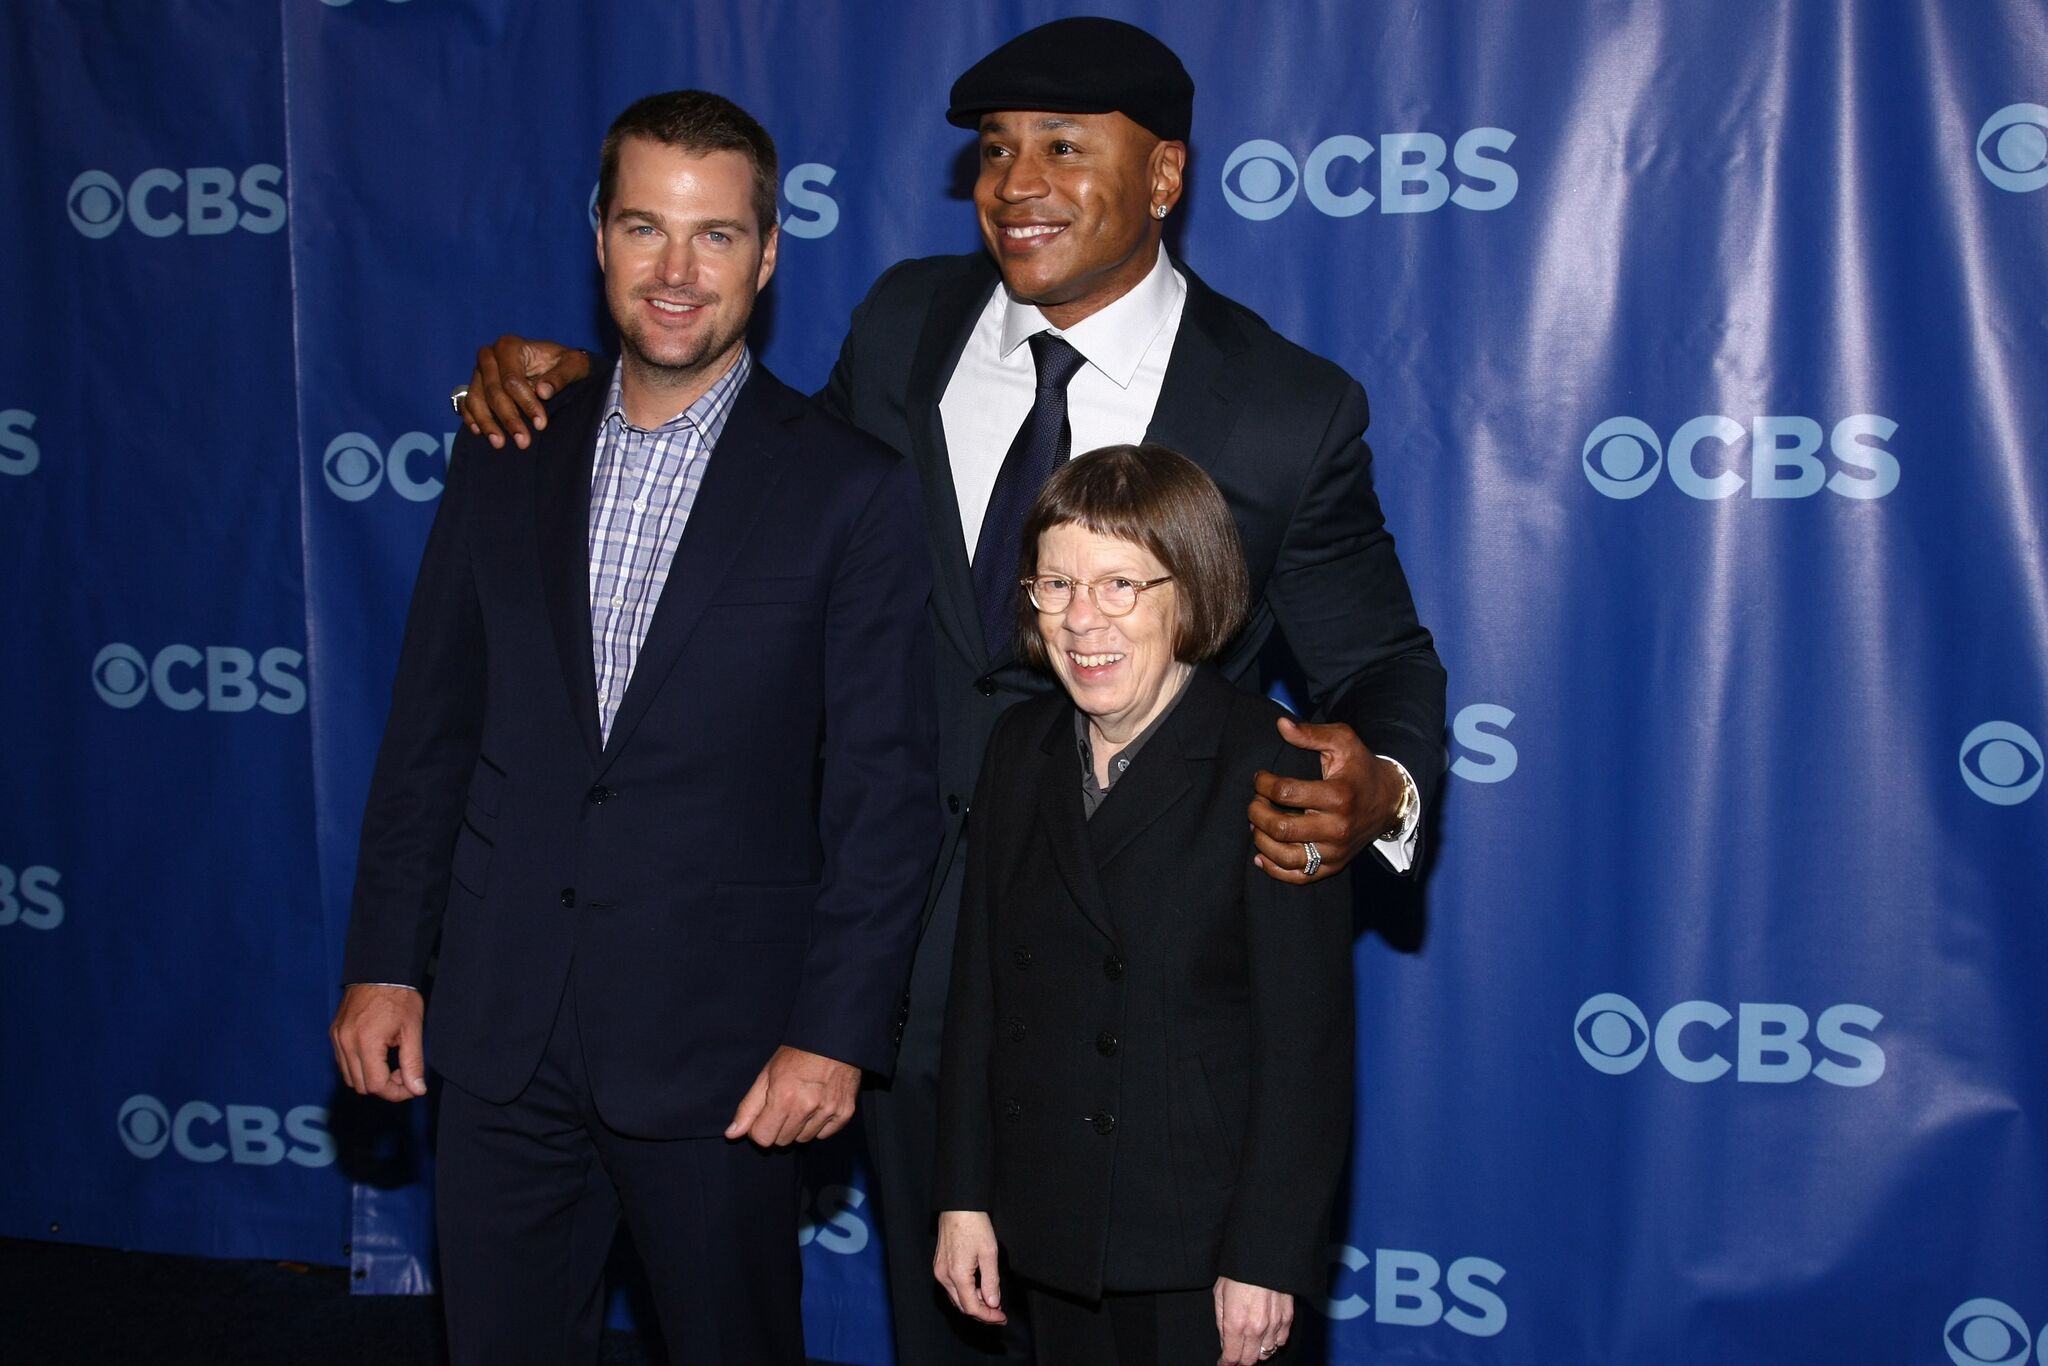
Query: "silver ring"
1301 842 1322 877
449 385 470 416
1259 1350 1276 1360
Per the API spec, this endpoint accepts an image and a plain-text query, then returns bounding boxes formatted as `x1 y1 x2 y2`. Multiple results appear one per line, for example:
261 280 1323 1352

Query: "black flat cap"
947 17 1193 142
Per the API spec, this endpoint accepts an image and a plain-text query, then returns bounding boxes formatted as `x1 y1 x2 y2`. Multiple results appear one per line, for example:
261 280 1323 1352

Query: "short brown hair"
597 90 779 234
1016 444 1250 668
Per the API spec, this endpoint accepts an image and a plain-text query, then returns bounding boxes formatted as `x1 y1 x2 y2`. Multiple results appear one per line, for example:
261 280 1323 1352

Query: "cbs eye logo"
323 432 449 502
1959 721 2042 806
1581 414 1899 500
1946 1298 2045 1366
1977 104 2048 193
1219 129 1517 220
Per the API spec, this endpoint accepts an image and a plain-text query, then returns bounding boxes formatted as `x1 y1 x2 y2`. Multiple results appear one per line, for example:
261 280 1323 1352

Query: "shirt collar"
998 247 1183 391
602 345 753 442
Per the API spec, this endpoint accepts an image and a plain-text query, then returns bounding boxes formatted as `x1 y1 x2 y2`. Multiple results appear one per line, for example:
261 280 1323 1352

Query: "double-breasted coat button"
1089 1111 1117 1135
1096 1032 1119 1056
587 784 613 805
1102 954 1124 981
946 793 962 814
976 676 998 697
559 888 576 908
1003 1099 1022 1119
1014 946 1033 969
1007 1019 1027 1042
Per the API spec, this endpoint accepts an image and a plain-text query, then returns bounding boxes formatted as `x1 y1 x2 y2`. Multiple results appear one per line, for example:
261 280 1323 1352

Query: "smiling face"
975 110 1185 330
596 135 777 422
1035 521 1188 741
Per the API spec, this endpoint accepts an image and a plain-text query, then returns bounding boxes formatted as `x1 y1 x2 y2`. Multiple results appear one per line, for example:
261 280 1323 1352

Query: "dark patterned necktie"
972 332 1087 658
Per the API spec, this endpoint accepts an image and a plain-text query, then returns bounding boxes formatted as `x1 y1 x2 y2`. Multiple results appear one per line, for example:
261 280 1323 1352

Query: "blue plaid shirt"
588 348 751 742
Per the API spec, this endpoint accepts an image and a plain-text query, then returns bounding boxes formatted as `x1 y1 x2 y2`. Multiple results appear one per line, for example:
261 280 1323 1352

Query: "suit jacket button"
976 676 997 696
559 888 576 908
1090 1111 1117 1135
1102 954 1124 981
587 784 613 805
1014 946 1033 969
1004 1098 1022 1120
947 793 961 814
1008 1019 1027 1042
1095 1032 1118 1057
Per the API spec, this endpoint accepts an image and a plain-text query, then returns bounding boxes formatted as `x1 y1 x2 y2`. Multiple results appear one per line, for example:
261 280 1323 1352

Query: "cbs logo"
797 1183 870 1255
0 864 63 931
1977 104 2048 193
117 1095 334 1167
1960 722 2042 806
0 409 38 477
1947 1299 2047 1366
323 431 451 502
1575 993 1884 1086
92 643 306 715
1220 129 1516 220
67 166 286 240
1450 703 1517 783
1317 1245 1505 1337
587 163 840 239
1581 414 1898 500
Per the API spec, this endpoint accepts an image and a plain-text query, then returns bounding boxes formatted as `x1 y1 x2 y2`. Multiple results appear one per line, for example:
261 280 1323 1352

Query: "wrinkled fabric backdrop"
3 2 2045 1363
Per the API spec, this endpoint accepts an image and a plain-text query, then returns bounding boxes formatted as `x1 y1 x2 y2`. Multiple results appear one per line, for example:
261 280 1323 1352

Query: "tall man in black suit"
331 91 935 1366
459 19 1445 1363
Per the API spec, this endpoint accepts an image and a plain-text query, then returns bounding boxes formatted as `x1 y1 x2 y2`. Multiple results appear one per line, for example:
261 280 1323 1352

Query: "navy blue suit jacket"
343 360 938 1138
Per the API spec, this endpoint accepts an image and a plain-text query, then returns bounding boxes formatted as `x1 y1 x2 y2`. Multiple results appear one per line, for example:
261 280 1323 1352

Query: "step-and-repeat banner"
4 2 2044 1363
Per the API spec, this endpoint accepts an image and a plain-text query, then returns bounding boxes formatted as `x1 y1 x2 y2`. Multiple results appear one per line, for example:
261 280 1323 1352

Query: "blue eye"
1944 1298 2034 1366
1573 993 1648 1074
1959 722 2044 805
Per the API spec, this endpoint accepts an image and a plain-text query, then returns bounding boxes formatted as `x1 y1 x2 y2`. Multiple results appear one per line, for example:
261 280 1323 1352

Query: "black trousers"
1026 1282 1218 1366
862 854 1032 1364
434 977 803 1366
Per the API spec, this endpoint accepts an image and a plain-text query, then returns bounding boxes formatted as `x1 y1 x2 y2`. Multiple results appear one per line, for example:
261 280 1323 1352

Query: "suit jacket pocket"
449 820 493 898
711 880 820 944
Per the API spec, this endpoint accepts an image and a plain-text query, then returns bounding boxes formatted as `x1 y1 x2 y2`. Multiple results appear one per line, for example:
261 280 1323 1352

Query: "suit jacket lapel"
1086 667 1227 870
595 369 790 771
908 263 1003 672
1143 265 1246 472
536 380 607 766
1032 703 1120 945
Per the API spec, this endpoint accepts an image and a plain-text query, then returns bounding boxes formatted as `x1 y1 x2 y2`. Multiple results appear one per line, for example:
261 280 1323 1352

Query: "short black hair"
597 90 778 234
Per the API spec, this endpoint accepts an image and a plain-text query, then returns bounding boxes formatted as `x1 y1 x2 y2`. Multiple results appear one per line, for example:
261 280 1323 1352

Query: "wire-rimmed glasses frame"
1020 573 1175 616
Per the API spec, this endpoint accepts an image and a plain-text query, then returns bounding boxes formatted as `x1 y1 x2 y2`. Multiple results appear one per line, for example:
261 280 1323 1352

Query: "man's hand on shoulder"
329 983 428 1102
724 1045 861 1148
1248 716 1405 884
458 336 592 450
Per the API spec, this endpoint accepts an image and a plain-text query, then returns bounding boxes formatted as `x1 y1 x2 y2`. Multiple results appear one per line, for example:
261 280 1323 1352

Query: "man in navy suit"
329 90 936 1366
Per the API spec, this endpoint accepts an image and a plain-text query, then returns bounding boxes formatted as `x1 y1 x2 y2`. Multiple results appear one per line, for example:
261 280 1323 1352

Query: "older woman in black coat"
933 445 1355 1366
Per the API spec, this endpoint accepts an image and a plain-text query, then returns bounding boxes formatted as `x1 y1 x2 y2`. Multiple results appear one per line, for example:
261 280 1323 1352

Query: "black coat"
341 364 938 1137
934 666 1354 1300
820 253 1447 937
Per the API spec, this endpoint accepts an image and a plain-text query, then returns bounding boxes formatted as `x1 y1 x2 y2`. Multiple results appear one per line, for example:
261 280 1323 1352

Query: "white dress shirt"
936 247 1420 873
941 245 1186 556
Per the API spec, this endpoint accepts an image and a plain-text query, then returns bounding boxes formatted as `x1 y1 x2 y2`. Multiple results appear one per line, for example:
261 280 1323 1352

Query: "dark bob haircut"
1016 443 1250 669
597 90 779 235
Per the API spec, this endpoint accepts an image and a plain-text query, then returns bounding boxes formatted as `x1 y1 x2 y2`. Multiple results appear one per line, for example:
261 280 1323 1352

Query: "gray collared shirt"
1075 669 1196 819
